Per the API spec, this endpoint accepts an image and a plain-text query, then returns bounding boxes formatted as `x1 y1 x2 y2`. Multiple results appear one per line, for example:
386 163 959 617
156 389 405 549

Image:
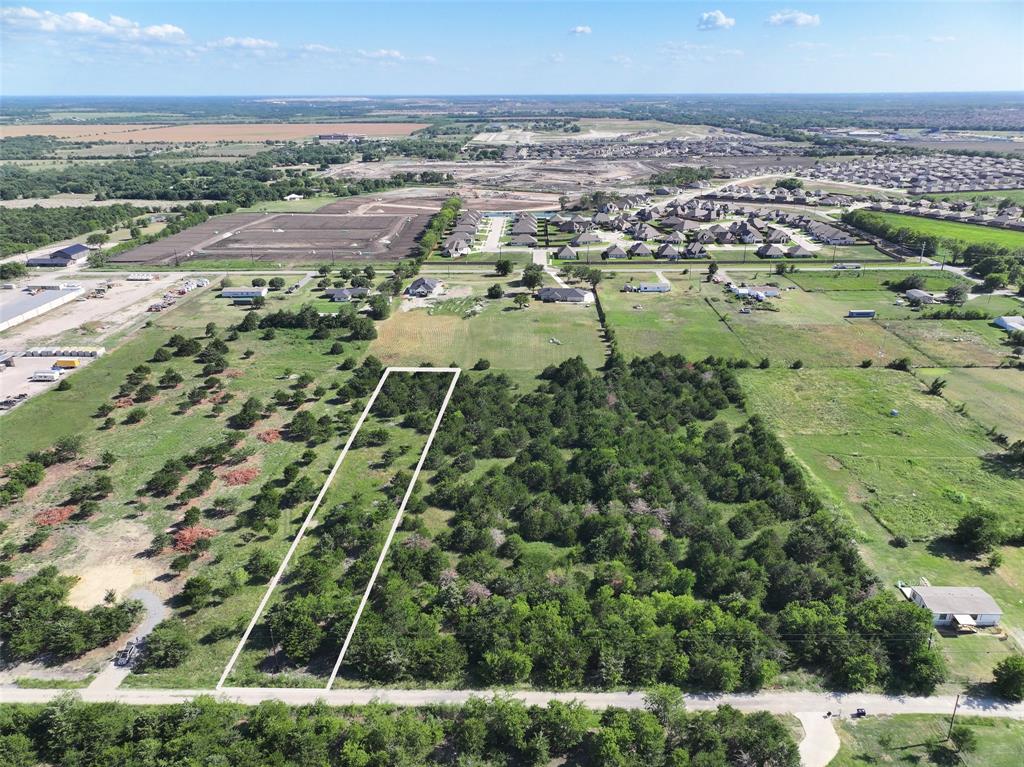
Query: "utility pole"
946 693 961 741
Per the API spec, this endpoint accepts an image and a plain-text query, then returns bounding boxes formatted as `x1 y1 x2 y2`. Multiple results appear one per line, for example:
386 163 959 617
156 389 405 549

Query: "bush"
139 619 194 670
473 358 491 371
952 509 1003 553
993 655 1024 701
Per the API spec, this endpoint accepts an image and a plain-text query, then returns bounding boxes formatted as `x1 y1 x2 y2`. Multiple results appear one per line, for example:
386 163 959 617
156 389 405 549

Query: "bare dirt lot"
0 122 428 142
109 214 267 264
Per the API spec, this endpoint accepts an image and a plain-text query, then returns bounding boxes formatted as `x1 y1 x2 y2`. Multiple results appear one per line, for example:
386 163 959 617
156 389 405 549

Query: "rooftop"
912 586 1002 616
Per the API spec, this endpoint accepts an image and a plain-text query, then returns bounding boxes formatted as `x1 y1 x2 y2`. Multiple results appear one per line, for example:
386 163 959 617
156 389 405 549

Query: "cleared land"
737 367 1021 539
831 714 1024 767
370 276 606 385
860 212 1024 250
916 367 1024 442
0 123 428 142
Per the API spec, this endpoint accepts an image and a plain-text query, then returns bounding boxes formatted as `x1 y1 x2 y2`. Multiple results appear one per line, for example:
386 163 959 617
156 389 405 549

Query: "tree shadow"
926 536 975 562
980 452 1024 481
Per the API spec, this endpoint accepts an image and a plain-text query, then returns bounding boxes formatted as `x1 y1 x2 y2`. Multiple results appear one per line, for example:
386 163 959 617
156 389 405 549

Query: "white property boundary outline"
216 366 461 691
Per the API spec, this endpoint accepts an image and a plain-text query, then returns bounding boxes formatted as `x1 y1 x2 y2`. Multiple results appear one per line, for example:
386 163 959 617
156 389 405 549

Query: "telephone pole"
946 693 961 741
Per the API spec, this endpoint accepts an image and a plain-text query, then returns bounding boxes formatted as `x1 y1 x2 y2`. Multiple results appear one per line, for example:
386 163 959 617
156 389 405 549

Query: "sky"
1 1 1022 96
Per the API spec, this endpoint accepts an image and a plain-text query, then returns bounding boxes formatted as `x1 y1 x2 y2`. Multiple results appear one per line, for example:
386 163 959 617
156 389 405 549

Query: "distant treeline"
0 135 71 160
649 166 715 187
0 203 144 256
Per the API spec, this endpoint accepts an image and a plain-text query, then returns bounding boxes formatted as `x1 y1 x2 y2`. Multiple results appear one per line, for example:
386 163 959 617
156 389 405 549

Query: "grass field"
738 367 1024 684
737 368 1021 539
786 270 969 293
831 715 1024 767
921 189 1024 206
883 320 1015 367
235 196 341 213
862 212 1024 251
599 272 749 360
916 367 1024 442
1 282 374 686
370 276 606 386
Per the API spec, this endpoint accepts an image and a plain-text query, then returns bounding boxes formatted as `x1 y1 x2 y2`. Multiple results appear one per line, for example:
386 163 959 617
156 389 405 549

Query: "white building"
910 586 1002 628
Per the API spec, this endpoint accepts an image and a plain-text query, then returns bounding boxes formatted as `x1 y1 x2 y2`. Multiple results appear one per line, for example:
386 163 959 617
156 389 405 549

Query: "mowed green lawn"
370 277 606 386
917 367 1024 442
831 715 1024 767
737 368 1021 539
863 212 1024 250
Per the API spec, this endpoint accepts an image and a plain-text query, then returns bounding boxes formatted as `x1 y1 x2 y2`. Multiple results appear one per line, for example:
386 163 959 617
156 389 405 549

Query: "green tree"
495 258 514 276
953 509 1003 553
993 655 1024 701
140 619 194 669
514 294 531 310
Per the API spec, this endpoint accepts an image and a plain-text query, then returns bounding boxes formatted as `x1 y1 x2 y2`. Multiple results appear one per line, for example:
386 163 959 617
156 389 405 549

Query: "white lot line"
326 368 461 690
216 366 459 690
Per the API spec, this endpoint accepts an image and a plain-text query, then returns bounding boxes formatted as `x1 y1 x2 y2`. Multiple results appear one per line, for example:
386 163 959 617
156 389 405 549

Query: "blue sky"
2 1 1022 95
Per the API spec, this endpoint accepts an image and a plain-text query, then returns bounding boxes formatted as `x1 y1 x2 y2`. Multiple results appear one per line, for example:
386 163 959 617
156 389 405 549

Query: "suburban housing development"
0 2 1023 766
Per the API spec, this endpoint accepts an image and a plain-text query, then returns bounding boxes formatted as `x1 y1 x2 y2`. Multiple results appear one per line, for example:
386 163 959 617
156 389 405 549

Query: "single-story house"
906 288 937 304
628 242 653 257
993 315 1024 333
787 245 814 258
406 277 444 298
222 287 268 300
26 243 91 268
283 193 304 201
603 244 628 260
623 283 670 293
536 287 594 304
756 244 786 259
324 287 370 302
510 234 538 247
909 586 1002 628
657 243 680 260
571 232 600 246
555 245 578 260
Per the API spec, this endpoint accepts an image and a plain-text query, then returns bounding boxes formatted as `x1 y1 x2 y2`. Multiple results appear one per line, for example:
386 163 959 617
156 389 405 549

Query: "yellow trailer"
54 359 80 369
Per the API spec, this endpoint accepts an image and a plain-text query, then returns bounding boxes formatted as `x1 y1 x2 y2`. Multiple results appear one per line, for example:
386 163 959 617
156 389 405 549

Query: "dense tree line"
0 135 69 160
649 166 715 188
0 203 145 256
0 693 798 767
419 195 462 258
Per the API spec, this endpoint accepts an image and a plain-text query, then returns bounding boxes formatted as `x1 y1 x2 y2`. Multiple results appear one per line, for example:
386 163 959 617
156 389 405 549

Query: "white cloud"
301 43 339 54
871 51 895 59
569 25 592 35
928 35 956 43
767 9 821 27
211 36 279 50
697 10 735 31
610 54 633 66
548 52 566 64
789 41 827 49
1 6 186 43
658 40 743 63
358 48 406 60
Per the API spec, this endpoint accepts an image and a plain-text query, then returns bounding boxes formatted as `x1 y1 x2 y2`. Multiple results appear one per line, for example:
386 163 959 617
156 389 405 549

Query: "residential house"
406 277 444 298
909 586 1002 628
536 287 594 303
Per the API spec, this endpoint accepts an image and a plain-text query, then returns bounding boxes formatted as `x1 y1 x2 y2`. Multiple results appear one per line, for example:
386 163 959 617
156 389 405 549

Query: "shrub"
993 655 1024 701
139 619 194 670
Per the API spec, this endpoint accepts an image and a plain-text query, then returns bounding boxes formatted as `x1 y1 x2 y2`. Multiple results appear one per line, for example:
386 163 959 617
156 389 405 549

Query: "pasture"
737 367 1021 540
370 277 606 384
883 320 1014 367
861 212 1024 251
599 272 749 361
0 123 428 142
916 367 1024 442
785 269 969 293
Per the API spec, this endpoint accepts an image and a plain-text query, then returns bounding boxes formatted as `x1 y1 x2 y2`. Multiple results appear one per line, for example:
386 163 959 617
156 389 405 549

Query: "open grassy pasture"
739 367 1024 683
916 367 1024 442
786 269 969 293
235 195 342 214
883 319 1015 367
831 715 1024 767
737 368 1021 539
370 277 606 386
599 272 749 361
2 282 373 686
862 212 1024 251
921 189 1024 206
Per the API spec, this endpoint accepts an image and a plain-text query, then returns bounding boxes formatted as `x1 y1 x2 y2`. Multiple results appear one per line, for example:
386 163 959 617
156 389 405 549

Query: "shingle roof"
912 587 1002 616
